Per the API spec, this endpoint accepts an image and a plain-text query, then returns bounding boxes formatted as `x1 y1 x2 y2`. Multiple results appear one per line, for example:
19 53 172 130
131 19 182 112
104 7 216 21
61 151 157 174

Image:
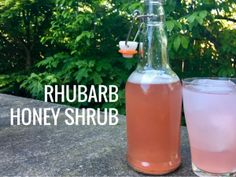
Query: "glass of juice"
183 78 236 176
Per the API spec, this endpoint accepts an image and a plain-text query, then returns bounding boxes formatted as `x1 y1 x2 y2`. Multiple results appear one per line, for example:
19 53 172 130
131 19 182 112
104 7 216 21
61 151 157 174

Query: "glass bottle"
125 0 182 175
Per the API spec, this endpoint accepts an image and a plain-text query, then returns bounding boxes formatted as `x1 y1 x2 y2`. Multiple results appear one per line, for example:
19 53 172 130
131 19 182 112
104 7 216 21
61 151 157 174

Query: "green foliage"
19 0 138 114
0 0 235 115
0 0 55 72
20 72 58 99
0 73 26 94
164 0 236 78
20 51 136 113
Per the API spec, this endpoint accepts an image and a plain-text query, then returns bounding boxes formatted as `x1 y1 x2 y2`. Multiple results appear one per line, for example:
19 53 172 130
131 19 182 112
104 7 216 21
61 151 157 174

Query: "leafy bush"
0 0 235 114
19 0 138 114
164 0 236 78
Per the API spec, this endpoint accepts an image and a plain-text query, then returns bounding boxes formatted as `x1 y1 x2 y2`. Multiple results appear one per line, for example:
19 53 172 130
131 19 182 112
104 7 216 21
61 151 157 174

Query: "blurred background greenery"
0 0 235 114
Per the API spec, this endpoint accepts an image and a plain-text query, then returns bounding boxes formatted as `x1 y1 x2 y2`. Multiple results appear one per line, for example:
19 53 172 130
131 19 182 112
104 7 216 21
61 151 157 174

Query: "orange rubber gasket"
119 50 138 55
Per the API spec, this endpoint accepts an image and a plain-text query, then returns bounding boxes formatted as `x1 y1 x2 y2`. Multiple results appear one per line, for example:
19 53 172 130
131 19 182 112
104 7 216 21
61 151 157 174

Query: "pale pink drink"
183 78 236 176
125 0 182 175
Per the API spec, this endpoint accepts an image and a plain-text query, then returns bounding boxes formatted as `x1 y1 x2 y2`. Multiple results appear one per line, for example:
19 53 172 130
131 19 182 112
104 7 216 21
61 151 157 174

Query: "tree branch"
216 16 236 23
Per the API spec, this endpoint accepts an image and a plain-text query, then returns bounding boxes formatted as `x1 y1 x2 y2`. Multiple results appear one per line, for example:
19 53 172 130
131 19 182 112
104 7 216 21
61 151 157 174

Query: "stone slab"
0 94 195 176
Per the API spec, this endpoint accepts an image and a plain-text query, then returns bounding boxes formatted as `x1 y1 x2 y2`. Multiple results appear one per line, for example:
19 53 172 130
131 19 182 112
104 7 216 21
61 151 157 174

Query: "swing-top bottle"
126 0 182 174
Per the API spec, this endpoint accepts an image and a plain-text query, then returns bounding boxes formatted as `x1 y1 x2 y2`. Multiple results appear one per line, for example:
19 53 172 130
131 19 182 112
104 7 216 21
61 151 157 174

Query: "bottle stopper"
118 10 143 59
119 41 138 58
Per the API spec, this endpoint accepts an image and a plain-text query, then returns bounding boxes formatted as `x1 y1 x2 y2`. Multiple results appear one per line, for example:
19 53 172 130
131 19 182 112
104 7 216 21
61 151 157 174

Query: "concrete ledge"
0 94 195 176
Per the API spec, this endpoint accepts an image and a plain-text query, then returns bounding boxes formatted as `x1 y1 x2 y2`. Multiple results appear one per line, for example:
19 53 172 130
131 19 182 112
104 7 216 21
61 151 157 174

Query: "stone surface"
0 94 195 176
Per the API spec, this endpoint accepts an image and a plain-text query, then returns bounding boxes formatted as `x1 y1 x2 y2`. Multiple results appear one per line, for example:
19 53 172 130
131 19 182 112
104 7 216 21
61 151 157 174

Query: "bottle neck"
145 0 165 22
138 1 170 71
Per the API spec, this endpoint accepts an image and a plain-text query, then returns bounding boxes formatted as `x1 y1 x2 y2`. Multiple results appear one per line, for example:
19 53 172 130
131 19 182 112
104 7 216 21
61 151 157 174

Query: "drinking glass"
183 78 236 176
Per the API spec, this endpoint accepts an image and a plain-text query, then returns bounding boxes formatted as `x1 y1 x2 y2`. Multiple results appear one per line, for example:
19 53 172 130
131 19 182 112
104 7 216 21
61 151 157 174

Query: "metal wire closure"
125 10 158 47
125 10 141 47
133 22 144 42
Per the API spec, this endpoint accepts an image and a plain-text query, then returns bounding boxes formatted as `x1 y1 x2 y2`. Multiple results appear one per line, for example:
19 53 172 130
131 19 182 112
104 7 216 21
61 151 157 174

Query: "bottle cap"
119 41 138 58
